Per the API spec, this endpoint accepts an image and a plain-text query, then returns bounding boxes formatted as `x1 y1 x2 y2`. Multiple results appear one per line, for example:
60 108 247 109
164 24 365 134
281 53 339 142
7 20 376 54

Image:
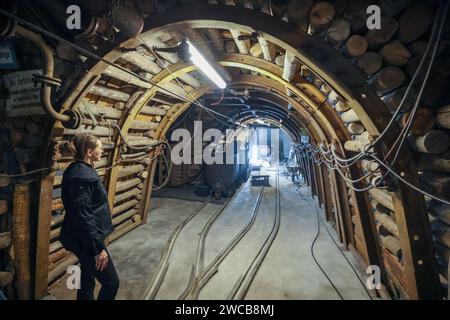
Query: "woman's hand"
95 250 109 271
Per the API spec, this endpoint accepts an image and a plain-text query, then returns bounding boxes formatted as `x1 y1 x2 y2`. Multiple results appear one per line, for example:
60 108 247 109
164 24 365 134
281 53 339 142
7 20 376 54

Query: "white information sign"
3 69 45 116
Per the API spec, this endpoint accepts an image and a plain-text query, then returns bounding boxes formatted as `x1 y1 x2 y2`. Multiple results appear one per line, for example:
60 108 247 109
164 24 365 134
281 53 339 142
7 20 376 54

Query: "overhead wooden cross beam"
230 29 251 54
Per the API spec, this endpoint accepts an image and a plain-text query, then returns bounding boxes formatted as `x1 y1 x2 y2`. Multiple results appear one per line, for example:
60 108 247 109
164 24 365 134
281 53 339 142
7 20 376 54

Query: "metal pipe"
13 25 70 122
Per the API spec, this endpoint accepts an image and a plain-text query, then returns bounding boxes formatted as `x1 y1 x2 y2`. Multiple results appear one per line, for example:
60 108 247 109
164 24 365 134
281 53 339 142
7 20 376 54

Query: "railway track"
143 179 247 299
143 170 281 300
185 169 281 300
141 200 210 300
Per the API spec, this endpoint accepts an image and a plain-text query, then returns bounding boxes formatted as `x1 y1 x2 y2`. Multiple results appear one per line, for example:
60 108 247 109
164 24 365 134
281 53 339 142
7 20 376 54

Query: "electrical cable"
0 167 50 178
0 9 244 130
301 162 344 300
301 140 450 205
388 0 449 168
294 0 445 165
152 142 173 191
297 183 373 300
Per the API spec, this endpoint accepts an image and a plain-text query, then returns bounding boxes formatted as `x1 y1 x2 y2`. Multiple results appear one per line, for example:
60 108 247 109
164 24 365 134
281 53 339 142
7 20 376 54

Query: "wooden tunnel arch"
35 4 440 299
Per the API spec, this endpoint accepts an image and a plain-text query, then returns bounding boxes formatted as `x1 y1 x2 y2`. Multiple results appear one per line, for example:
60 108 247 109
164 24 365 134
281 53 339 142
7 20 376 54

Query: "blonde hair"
63 132 99 160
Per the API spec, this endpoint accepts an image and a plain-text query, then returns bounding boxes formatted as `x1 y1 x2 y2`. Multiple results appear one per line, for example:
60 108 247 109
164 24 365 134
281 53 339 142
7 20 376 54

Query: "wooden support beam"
374 210 400 238
391 187 441 299
308 158 318 198
13 183 32 299
313 163 324 206
282 51 299 82
63 125 114 137
112 208 138 226
369 188 394 212
320 164 334 222
204 28 224 53
114 188 142 204
116 178 143 193
89 85 130 102
229 29 250 54
130 120 158 131
330 170 345 243
157 81 189 101
340 109 359 123
112 199 140 217
47 254 78 284
142 154 159 224
178 73 201 89
337 175 355 248
118 164 146 179
121 51 162 74
140 106 167 116
139 35 179 64
257 36 276 62
126 136 158 147
35 171 55 299
348 169 381 268
78 100 123 119
103 65 152 88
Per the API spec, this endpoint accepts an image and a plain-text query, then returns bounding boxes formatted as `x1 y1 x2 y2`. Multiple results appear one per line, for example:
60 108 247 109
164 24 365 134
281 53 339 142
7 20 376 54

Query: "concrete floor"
49 169 371 300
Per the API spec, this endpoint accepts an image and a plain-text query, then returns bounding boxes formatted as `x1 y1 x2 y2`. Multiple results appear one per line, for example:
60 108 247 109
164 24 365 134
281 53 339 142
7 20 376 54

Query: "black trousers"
73 248 120 300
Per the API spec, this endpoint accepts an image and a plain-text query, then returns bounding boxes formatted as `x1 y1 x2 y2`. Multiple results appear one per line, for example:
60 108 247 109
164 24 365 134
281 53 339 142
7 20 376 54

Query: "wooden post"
34 172 55 299
13 183 33 299
329 170 345 244
336 174 355 248
314 162 324 206
317 163 326 208
391 182 441 299
308 158 318 198
320 164 334 221
142 151 159 224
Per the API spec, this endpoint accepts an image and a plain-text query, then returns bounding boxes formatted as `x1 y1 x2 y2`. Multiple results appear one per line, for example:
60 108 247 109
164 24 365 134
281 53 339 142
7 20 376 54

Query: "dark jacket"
60 160 114 257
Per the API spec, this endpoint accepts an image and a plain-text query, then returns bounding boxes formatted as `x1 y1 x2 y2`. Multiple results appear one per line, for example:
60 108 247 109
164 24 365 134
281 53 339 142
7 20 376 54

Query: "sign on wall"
0 41 18 69
3 69 46 117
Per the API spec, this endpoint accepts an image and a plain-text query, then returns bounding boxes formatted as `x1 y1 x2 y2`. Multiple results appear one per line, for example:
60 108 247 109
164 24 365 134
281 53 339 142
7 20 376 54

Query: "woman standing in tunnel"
59 132 119 300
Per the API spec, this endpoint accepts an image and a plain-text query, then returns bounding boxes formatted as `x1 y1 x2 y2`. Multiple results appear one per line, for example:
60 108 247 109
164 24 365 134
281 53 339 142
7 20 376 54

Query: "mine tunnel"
0 0 449 301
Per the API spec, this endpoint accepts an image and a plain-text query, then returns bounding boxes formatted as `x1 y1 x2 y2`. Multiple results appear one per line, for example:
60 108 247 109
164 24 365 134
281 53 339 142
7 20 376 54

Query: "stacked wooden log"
0 120 12 295
215 0 450 299
264 0 449 298
367 189 409 297
2 0 449 300
428 201 450 283
0 115 51 299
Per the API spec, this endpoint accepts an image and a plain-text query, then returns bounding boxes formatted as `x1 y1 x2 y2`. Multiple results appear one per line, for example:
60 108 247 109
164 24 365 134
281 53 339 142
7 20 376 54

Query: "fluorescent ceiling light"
187 40 226 89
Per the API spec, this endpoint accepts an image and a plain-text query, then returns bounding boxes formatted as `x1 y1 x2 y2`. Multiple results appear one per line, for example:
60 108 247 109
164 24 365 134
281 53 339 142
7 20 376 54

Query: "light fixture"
255 119 265 125
186 40 226 89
